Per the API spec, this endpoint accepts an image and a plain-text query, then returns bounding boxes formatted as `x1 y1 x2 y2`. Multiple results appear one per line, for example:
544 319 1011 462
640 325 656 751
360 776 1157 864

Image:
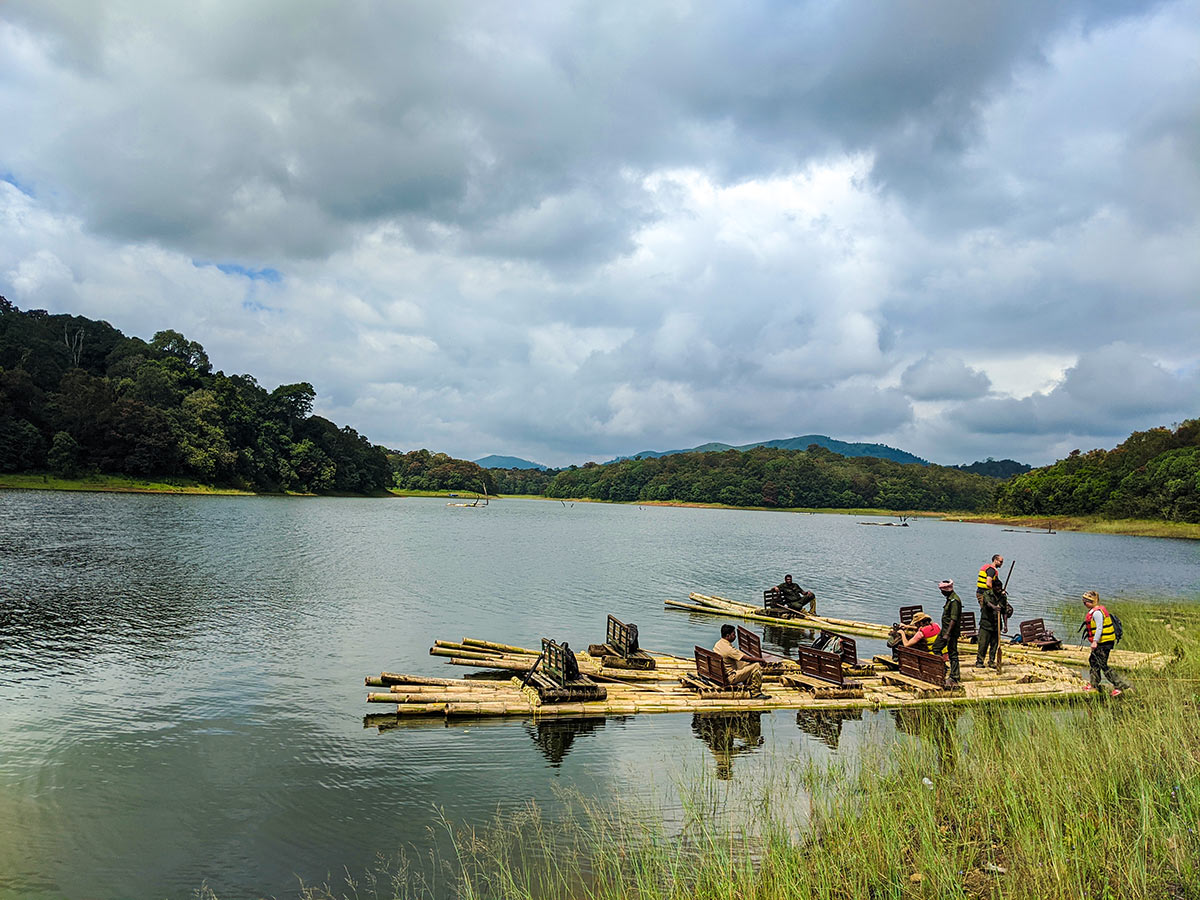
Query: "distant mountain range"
476 438 1029 475
612 435 930 466
473 454 548 470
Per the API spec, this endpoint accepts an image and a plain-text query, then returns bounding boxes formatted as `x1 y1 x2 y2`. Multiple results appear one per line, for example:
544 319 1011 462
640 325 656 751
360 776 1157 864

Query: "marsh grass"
295 601 1199 900
0 471 253 494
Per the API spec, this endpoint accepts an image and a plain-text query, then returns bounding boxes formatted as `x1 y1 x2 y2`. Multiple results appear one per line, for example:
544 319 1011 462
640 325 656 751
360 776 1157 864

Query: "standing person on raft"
1081 591 1130 697
929 579 963 687
772 573 816 615
713 624 769 698
975 554 1011 668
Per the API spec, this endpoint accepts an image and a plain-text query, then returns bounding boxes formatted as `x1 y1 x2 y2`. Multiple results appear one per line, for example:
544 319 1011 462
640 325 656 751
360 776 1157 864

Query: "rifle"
996 559 1015 674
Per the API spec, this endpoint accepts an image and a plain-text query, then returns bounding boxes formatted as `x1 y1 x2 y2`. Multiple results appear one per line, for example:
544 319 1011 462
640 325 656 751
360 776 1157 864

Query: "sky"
1 1 1198 468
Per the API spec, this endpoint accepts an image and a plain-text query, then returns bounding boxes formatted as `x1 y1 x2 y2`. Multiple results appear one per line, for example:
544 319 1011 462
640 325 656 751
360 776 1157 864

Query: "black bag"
562 642 581 681
1111 612 1123 644
626 623 639 654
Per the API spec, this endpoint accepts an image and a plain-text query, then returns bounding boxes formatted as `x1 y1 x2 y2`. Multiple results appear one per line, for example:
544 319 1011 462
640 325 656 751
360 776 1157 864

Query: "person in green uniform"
974 554 1007 668
929 579 962 686
774 574 816 615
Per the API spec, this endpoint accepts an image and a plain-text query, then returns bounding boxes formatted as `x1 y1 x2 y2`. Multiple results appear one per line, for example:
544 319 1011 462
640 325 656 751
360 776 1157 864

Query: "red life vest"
1083 605 1116 644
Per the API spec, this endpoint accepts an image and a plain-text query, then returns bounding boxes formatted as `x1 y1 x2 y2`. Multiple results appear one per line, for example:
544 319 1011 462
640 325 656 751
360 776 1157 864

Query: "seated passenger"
891 612 941 660
771 574 816 615
713 624 769 698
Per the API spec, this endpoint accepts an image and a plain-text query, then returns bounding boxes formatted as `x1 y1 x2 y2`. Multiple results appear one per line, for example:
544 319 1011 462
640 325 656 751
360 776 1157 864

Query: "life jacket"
1083 605 1116 644
921 623 941 652
977 564 995 592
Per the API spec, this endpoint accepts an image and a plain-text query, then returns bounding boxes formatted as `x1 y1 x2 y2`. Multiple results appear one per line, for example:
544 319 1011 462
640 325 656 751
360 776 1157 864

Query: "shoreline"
5 475 1197 539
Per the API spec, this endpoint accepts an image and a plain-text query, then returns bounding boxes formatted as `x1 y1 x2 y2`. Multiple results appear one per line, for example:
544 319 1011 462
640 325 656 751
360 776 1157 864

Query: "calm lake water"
1 491 1197 899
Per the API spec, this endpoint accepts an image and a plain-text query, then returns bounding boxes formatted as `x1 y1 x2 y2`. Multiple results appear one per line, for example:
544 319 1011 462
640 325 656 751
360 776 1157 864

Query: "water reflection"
690 712 764 780
761 623 818 656
794 709 864 751
525 717 616 766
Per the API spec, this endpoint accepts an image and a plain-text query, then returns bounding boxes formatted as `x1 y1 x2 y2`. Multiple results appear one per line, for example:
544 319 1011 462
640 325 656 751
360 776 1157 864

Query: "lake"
1 492 1197 899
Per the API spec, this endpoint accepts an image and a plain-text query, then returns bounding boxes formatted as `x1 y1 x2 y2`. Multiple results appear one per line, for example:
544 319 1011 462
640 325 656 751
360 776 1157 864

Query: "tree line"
995 420 1200 522
0 298 392 493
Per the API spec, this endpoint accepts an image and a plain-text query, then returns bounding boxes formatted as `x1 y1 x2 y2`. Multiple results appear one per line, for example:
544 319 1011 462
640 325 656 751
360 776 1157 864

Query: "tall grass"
297 601 1199 900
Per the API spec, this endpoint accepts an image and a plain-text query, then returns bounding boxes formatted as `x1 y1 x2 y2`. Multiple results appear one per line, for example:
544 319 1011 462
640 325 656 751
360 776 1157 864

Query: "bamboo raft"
366 634 1092 719
668 592 1170 672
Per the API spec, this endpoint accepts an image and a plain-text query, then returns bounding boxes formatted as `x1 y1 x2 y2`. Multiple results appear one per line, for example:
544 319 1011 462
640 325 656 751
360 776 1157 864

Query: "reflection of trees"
762 623 818 657
794 709 863 751
691 712 764 780
525 717 609 767
890 707 962 776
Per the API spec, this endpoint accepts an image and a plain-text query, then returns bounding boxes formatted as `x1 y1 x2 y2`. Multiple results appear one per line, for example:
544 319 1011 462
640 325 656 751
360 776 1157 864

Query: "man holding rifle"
974 554 1012 669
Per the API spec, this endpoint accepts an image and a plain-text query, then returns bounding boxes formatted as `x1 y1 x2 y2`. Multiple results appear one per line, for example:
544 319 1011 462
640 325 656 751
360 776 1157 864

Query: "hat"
912 611 932 625
1082 590 1100 603
938 579 954 591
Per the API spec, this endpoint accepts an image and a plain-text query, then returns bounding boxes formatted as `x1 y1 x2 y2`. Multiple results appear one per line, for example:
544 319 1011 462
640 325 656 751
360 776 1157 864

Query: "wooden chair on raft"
684 646 758 698
762 587 781 608
899 604 923 626
811 630 861 668
960 610 979 644
736 626 787 665
526 639 607 703
588 615 657 670
1018 618 1062 651
881 646 963 697
781 645 864 698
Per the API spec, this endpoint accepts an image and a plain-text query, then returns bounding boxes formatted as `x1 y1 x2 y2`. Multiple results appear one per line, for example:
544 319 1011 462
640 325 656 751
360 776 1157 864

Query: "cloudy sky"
2 1 1198 467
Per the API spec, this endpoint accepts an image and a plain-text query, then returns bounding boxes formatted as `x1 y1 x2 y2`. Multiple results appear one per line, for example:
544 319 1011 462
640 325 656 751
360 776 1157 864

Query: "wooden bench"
811 629 860 668
1018 618 1062 651
588 615 657 670
899 604 923 626
683 646 757 698
960 610 978 644
527 639 607 703
880 646 961 695
763 587 782 607
782 645 864 698
736 626 786 664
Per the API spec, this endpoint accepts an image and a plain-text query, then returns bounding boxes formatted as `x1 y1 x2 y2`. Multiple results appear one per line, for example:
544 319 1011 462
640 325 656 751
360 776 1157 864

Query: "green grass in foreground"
286 600 1199 900
0 472 253 495
946 513 1200 541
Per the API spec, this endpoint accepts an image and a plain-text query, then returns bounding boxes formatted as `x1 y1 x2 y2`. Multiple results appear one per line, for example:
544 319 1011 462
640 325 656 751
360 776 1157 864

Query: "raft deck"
366 636 1088 718
669 592 1168 672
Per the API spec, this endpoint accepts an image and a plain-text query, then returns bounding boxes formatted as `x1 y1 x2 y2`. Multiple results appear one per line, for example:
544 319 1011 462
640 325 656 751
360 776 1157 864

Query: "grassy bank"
947 513 1200 541
291 600 1198 900
0 472 254 495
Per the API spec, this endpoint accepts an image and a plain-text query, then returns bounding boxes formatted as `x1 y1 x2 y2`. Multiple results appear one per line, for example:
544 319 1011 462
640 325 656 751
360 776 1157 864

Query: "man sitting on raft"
770 574 816 615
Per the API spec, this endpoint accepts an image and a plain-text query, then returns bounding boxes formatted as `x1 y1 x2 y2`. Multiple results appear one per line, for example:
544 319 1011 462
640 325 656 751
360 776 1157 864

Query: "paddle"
996 559 1015 674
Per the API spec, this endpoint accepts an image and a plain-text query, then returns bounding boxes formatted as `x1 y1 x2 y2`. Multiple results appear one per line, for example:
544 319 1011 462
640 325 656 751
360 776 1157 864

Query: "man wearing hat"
929 579 963 687
1081 590 1130 696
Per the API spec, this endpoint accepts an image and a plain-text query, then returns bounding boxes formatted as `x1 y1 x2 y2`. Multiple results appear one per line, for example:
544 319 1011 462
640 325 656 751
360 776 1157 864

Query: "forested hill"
995 420 1200 522
617 434 929 466
547 446 995 511
0 297 392 493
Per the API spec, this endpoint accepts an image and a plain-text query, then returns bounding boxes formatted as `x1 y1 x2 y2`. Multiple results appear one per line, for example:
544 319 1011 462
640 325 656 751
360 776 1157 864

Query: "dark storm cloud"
0 0 1157 264
949 344 1200 437
901 355 991 401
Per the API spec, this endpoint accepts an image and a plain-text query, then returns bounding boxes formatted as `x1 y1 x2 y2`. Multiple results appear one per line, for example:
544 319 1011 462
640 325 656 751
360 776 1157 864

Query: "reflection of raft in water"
364 628 1094 719
666 592 1170 672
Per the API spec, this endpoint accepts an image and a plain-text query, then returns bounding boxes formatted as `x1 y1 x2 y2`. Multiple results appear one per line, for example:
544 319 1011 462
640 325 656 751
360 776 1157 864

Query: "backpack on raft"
1111 612 1123 644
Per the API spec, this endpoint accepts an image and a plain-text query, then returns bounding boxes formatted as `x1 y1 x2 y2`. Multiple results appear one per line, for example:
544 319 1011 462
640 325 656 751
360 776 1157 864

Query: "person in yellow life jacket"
1081 591 1130 696
974 554 1007 668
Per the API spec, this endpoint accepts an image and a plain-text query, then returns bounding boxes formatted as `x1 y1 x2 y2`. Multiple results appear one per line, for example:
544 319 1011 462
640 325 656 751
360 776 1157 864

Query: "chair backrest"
960 610 977 636
736 626 762 658
899 605 923 625
895 646 946 687
796 645 845 685
694 646 731 688
1019 618 1047 642
763 587 781 606
541 638 568 687
606 615 638 656
835 633 859 667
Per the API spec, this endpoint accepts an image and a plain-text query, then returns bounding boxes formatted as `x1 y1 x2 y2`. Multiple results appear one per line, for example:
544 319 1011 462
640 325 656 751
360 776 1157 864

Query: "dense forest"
544 445 997 511
0 298 392 493
389 449 498 495
996 420 1200 522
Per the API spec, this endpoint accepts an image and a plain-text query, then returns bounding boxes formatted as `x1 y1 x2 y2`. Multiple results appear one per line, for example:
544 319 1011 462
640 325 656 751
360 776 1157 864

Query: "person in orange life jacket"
929 579 962 686
1081 591 1130 696
893 611 940 661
